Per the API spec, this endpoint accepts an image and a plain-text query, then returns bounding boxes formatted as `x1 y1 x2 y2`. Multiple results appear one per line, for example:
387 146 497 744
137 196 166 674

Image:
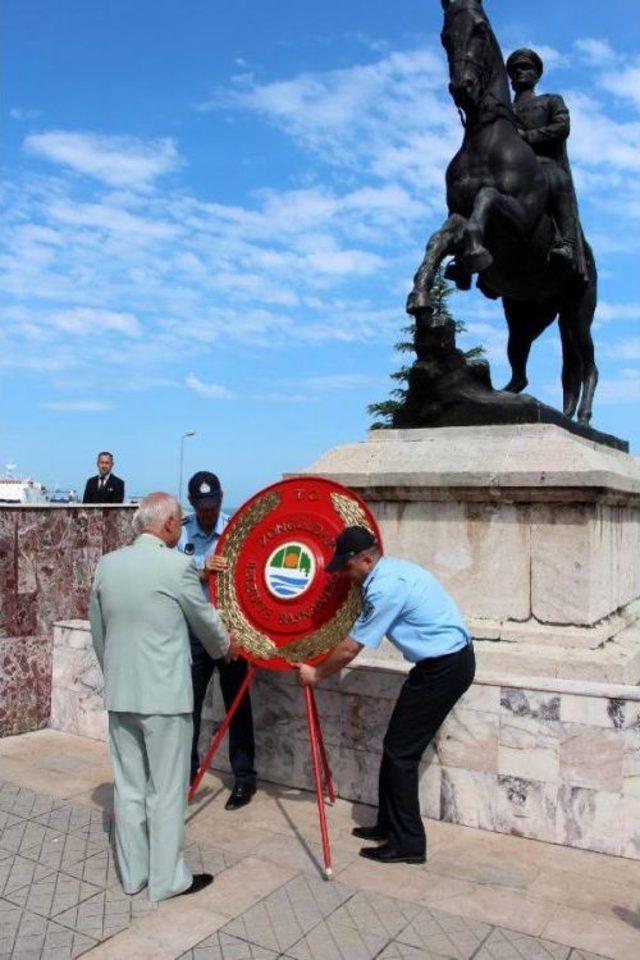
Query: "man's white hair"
133 492 181 534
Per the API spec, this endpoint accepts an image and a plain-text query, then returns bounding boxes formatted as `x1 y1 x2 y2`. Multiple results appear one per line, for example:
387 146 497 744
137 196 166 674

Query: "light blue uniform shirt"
177 512 229 596
350 557 470 662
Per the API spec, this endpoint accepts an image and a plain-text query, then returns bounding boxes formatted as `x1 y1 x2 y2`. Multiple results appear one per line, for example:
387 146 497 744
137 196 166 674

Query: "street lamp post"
178 430 196 508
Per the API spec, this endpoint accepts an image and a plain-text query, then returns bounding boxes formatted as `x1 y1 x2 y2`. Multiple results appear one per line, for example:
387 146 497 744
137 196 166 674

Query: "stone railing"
0 504 134 736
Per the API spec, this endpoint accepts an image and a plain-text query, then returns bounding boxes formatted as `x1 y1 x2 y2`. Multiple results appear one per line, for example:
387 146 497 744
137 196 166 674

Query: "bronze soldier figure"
506 48 587 281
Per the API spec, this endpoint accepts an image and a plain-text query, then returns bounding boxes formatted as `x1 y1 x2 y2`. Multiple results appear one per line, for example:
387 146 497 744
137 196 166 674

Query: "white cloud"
0 350 80 372
306 248 384 276
47 199 177 239
595 302 640 323
596 371 640 404
252 371 384 403
10 106 42 122
185 373 235 399
48 307 142 337
604 337 640 360
568 91 640 173
601 63 640 111
508 43 563 71
296 373 380 390
24 131 180 189
43 399 113 411
208 46 457 199
458 321 509 368
573 38 617 67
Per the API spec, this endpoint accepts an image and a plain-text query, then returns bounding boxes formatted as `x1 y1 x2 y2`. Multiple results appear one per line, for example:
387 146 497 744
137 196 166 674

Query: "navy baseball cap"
326 526 377 572
188 471 222 507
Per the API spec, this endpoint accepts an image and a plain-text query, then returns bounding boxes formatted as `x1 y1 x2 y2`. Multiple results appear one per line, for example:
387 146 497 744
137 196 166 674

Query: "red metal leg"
188 664 258 802
308 687 336 805
304 685 333 879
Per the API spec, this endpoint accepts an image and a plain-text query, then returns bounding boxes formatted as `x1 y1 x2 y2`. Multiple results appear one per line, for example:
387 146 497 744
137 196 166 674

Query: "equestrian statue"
396 0 608 440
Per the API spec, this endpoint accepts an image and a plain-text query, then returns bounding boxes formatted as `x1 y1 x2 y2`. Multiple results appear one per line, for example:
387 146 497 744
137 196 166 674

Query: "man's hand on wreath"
225 630 243 663
296 664 318 686
205 554 229 573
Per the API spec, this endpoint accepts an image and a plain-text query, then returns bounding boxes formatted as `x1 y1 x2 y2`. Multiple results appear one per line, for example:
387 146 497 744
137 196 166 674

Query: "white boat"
0 463 48 504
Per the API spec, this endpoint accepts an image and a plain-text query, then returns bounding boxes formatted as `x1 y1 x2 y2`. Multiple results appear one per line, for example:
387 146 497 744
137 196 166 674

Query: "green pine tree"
368 267 485 428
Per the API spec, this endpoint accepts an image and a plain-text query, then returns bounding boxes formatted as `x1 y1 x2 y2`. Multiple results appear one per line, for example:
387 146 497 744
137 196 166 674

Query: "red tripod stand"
187 664 336 879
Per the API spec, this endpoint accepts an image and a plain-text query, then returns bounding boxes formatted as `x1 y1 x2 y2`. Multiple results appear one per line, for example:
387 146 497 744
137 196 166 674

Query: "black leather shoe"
359 843 426 865
351 825 388 841
179 873 213 895
225 782 256 811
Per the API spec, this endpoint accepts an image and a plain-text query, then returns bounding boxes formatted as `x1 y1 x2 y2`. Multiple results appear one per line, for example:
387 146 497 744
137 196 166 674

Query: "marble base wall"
52 620 640 861
297 424 640 685
49 621 108 741
297 425 640 628
0 505 134 736
201 665 640 860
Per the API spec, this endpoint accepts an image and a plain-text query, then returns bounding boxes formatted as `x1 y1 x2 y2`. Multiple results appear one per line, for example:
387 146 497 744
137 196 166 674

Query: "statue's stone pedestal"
297 423 640 685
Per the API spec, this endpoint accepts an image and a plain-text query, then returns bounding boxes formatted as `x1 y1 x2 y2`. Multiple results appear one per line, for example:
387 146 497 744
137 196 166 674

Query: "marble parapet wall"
0 505 134 737
51 620 640 861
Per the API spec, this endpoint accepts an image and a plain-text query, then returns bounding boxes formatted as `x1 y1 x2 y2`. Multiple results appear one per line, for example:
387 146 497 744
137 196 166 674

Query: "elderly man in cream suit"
90 492 234 902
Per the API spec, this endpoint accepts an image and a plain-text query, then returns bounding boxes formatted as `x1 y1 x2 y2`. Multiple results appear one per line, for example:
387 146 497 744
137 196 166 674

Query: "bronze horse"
407 0 597 424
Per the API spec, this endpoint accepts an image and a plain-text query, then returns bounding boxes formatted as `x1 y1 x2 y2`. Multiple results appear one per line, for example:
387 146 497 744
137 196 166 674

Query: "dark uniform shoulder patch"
360 600 374 622
184 542 195 555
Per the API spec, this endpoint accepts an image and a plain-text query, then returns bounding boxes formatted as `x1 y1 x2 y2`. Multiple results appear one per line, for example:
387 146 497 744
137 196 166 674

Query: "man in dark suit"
83 451 125 504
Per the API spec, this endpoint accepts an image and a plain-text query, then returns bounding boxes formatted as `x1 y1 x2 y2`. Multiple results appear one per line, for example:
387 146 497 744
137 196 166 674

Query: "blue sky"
2 0 639 504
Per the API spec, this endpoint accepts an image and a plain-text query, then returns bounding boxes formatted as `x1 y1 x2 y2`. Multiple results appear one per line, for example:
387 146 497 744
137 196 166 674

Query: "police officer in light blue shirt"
178 489 229 578
178 471 257 810
298 525 475 864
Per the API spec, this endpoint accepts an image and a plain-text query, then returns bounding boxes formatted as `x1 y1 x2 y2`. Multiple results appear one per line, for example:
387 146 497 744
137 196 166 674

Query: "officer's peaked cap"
506 48 543 79
188 471 222 506
326 525 378 573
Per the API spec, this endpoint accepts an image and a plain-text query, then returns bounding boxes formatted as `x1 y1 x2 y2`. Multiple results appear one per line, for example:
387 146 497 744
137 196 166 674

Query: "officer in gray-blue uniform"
178 471 257 810
298 526 474 864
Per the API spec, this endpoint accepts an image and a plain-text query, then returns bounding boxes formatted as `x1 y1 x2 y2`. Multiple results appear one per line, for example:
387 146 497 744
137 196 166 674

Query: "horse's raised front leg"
463 186 532 274
407 214 466 314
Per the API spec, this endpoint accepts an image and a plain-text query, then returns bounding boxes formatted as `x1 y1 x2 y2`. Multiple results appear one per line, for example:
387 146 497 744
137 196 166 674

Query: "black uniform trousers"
376 642 475 856
190 638 256 785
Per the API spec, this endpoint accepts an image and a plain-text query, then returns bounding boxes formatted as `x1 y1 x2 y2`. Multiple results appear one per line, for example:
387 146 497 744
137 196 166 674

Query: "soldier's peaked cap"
506 48 543 78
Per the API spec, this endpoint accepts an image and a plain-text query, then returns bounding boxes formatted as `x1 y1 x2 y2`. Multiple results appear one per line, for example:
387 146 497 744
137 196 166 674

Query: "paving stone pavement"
474 927 571 958
184 838 241 878
0 783 67 822
567 953 617 960
0 897 98 959
220 875 356 955
179 933 281 959
0 777 618 960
